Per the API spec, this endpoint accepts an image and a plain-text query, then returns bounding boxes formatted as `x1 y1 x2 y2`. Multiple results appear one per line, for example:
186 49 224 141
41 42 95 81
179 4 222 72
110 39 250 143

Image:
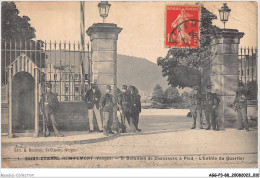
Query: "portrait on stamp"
165 5 200 48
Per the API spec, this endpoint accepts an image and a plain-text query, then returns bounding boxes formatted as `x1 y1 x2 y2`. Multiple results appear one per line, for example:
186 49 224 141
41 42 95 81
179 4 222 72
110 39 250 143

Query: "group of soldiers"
40 80 249 138
190 81 249 131
85 84 142 136
40 83 142 137
190 84 220 130
117 85 142 133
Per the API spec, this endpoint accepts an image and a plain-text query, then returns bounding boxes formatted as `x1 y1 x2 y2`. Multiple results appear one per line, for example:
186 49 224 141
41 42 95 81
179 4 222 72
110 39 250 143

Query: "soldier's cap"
238 81 244 87
45 82 52 88
206 85 212 89
193 86 199 90
122 85 127 90
91 83 96 89
106 85 112 90
130 85 136 90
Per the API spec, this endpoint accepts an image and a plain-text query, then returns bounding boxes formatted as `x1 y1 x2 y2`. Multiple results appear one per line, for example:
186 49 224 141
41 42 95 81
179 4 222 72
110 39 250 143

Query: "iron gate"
238 47 258 85
1 39 91 102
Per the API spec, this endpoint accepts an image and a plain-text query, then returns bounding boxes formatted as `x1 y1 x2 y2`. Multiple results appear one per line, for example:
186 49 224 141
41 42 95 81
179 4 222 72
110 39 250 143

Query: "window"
75 74 79 80
54 74 57 80
65 96 69 101
241 70 243 76
75 96 80 101
247 69 250 76
65 86 69 93
75 85 79 92
65 74 69 80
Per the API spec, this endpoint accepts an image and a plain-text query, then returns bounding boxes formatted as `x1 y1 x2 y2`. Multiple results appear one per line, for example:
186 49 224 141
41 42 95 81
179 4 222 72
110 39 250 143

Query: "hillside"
117 54 168 94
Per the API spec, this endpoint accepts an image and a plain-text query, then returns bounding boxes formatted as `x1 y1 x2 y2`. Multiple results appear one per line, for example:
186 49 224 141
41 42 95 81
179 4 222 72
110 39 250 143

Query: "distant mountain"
45 51 169 95
117 54 168 94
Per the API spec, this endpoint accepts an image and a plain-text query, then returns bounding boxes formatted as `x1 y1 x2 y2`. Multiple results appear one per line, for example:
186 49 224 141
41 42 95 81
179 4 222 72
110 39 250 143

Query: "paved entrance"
2 115 257 168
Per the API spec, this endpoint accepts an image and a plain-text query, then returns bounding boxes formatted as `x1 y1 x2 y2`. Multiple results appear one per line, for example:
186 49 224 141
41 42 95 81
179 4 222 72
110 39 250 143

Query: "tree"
151 84 165 104
1 2 46 84
1 2 35 40
164 86 181 103
157 5 220 88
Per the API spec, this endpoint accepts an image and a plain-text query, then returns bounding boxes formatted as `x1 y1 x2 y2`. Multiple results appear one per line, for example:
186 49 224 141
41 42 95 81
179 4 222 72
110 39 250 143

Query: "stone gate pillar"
87 23 122 126
87 23 122 93
209 29 244 129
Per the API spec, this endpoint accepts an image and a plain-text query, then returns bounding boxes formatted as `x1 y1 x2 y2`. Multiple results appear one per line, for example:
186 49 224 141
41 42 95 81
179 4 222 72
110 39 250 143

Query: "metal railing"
238 47 258 85
1 39 91 102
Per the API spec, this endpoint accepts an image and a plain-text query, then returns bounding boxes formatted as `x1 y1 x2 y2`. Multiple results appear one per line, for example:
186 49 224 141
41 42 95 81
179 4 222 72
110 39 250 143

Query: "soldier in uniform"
117 85 131 133
130 86 142 132
40 83 64 137
232 81 249 131
100 85 115 136
85 83 103 132
204 85 220 130
190 86 204 129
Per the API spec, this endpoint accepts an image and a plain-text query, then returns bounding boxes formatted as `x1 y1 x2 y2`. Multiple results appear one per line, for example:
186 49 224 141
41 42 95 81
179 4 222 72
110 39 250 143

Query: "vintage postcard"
1 1 258 171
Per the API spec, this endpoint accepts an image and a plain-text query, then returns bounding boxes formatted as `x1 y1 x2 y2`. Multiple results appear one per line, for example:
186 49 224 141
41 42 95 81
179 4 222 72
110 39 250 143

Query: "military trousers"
88 105 103 131
43 112 62 136
132 113 140 130
42 113 49 136
205 109 216 130
118 110 131 132
128 112 139 132
103 111 113 135
123 110 131 126
237 107 248 129
190 107 203 128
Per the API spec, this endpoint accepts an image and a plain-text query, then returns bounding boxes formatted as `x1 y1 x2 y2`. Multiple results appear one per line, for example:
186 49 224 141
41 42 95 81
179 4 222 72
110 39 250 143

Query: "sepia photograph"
0 0 258 173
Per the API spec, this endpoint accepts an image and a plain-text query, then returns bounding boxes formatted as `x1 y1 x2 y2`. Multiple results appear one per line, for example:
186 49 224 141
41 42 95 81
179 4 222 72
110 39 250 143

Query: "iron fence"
1 39 91 102
238 47 258 85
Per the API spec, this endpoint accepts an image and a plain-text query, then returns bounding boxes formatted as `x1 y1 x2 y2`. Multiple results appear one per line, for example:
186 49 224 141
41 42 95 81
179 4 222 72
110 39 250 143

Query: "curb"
2 133 120 147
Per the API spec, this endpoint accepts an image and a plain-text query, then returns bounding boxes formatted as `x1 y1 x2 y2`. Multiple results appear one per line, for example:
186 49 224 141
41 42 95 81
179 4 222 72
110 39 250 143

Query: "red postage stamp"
165 5 200 48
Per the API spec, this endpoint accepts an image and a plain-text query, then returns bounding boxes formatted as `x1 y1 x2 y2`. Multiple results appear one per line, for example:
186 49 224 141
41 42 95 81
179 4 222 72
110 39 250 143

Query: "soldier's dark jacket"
85 89 101 109
130 93 141 113
190 93 204 108
233 89 247 109
118 92 131 113
100 93 114 112
40 91 59 114
204 92 220 110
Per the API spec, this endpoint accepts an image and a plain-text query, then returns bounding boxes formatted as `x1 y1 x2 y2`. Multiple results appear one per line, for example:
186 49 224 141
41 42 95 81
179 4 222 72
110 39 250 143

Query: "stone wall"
1 102 92 135
49 102 89 131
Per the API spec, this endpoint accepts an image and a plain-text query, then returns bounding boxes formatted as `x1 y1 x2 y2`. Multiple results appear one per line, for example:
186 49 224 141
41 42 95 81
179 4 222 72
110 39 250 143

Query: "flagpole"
87 42 91 87
80 1 86 99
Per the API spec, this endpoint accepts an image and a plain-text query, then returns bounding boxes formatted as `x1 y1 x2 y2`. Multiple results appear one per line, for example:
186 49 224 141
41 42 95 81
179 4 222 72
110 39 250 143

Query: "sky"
15 1 258 64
